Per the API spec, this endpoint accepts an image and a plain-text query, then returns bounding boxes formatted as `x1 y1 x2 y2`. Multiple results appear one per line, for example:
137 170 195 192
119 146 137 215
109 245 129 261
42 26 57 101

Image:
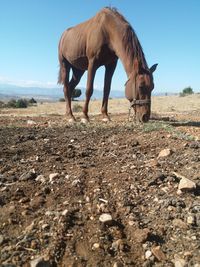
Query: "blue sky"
0 0 199 94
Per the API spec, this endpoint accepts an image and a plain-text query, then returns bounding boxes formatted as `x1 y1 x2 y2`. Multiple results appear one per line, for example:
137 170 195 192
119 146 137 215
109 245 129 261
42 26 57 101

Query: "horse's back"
59 8 116 69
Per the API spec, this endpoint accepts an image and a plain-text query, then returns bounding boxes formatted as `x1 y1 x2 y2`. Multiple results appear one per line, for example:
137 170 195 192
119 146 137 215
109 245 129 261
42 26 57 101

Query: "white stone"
62 209 68 216
49 173 59 182
81 118 89 124
92 243 100 249
178 177 196 191
174 258 187 267
27 120 36 125
158 148 172 158
187 215 195 225
99 213 113 223
145 250 152 259
35 175 46 183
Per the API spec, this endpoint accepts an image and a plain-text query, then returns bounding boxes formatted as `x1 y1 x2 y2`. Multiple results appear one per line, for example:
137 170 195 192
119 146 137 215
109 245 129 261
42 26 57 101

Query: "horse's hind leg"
101 61 117 121
63 62 84 122
60 59 74 121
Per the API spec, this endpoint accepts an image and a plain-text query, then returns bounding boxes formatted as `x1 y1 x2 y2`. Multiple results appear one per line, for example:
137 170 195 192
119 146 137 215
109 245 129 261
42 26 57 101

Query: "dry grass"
0 94 199 119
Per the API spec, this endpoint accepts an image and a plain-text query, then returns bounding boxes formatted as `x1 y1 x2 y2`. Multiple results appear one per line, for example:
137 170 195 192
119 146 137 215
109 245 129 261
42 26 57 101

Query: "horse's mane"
103 7 148 68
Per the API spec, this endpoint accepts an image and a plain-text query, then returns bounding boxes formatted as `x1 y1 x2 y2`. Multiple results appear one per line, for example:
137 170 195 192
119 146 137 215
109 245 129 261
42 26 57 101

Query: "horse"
58 7 157 123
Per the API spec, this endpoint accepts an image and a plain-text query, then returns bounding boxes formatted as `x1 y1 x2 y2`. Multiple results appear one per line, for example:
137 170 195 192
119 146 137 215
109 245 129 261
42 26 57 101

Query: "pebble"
30 256 51 267
19 169 36 181
158 148 172 158
62 209 68 216
0 234 4 245
113 262 123 267
172 219 188 229
49 173 59 183
174 258 187 267
151 246 166 261
145 250 152 259
99 213 113 223
35 175 46 183
27 120 36 126
132 228 150 243
187 215 196 225
92 243 100 249
176 175 196 192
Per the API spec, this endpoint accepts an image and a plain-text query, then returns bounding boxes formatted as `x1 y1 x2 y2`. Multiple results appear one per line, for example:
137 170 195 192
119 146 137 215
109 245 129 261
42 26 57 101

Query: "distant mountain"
0 83 124 101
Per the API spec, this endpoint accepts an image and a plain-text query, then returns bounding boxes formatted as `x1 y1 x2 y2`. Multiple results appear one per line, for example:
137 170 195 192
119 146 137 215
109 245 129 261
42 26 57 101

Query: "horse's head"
125 63 158 122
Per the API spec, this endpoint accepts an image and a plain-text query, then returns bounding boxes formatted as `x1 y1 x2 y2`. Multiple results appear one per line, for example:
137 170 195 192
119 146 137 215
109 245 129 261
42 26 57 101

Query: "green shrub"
0 100 5 108
29 98 37 104
180 86 194 97
15 99 28 108
7 99 17 108
59 98 65 102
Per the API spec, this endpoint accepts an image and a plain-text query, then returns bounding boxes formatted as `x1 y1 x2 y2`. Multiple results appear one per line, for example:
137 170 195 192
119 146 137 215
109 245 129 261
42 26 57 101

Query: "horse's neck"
109 25 140 77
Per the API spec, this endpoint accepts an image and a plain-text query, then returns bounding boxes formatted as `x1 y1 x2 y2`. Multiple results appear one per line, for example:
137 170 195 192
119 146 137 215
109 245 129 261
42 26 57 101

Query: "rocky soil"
0 114 199 267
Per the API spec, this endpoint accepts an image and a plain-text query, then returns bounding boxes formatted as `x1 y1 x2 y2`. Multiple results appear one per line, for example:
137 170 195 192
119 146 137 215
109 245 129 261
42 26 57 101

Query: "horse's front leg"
101 61 117 121
82 58 97 123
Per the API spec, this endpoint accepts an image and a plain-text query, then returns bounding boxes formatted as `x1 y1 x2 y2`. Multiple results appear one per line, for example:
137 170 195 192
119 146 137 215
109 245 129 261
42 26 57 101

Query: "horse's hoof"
81 118 89 124
102 117 110 123
68 118 76 124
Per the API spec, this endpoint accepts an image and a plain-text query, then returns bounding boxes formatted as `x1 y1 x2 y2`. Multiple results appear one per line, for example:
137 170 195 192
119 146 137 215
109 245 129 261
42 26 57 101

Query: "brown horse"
58 7 157 123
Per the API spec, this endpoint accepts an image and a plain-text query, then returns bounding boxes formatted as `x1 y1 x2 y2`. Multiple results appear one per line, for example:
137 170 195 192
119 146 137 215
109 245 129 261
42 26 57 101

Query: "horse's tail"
58 56 64 85
57 34 66 85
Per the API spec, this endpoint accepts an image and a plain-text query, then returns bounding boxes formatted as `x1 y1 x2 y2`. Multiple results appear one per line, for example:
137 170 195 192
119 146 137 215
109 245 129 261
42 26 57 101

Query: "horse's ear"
149 64 158 73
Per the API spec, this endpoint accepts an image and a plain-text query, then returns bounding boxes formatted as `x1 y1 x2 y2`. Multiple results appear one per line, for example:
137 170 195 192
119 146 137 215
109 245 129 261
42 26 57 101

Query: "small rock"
41 224 49 230
27 120 37 126
99 213 113 223
187 215 196 225
189 141 200 149
172 219 188 229
19 169 36 181
158 148 172 158
0 234 4 245
174 258 187 267
72 179 80 186
145 250 152 259
151 246 166 261
113 262 124 267
92 243 100 249
35 175 46 183
133 228 150 243
178 177 196 192
30 256 51 267
62 209 68 216
49 173 59 183
112 239 123 251
24 222 35 233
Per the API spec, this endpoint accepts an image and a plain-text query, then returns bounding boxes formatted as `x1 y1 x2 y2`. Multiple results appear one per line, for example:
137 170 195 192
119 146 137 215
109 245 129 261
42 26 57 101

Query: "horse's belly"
68 56 88 70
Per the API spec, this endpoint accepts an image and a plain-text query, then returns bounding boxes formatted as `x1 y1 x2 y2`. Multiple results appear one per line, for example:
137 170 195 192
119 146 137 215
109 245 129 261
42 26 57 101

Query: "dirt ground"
0 95 200 267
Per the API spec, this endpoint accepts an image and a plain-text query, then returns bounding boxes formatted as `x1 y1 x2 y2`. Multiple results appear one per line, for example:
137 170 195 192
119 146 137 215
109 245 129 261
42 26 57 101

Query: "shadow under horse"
58 7 157 123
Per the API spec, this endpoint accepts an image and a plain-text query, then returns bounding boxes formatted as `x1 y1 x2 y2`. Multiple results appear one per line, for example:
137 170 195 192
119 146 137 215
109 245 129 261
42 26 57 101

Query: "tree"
29 98 37 104
15 99 28 108
72 88 82 100
7 99 17 108
180 86 194 97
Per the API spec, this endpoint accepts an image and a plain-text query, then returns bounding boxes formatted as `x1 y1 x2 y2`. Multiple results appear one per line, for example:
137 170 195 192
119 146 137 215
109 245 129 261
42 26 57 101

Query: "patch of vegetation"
15 99 28 108
0 98 37 109
142 121 174 133
59 98 65 102
179 86 194 97
0 100 6 108
72 103 82 113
